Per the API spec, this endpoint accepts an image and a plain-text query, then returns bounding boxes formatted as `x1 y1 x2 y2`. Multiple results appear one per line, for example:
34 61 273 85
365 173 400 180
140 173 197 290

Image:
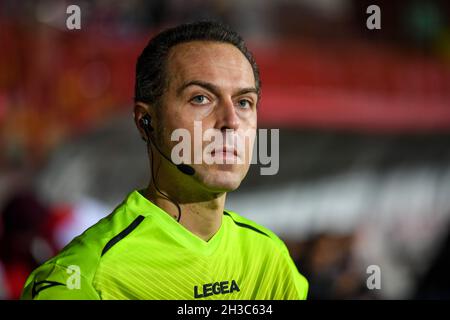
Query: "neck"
144 183 226 242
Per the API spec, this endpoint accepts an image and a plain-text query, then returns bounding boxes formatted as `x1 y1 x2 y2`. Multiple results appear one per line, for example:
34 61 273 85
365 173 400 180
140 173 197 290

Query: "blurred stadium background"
1 0 450 299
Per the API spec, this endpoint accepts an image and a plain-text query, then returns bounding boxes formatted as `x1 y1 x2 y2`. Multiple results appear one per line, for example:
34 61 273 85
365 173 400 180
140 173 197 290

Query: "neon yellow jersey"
21 190 308 300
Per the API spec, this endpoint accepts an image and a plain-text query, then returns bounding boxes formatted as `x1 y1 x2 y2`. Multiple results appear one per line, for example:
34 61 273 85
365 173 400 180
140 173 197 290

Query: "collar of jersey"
126 190 226 255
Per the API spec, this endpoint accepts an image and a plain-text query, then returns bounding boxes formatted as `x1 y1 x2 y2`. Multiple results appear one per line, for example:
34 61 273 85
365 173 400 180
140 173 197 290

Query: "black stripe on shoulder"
101 215 145 256
32 280 65 298
223 211 270 238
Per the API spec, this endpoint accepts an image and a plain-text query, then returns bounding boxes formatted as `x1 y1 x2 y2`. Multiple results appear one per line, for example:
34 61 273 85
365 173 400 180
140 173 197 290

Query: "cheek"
160 110 193 143
192 104 216 121
240 129 257 163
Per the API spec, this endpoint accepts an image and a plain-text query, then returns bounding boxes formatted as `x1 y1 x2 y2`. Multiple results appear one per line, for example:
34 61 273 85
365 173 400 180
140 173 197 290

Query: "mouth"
211 147 238 158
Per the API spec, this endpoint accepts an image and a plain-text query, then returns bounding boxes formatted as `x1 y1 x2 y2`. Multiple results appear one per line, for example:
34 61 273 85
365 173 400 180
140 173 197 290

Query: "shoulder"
223 209 290 255
51 197 143 269
21 194 145 299
224 209 309 299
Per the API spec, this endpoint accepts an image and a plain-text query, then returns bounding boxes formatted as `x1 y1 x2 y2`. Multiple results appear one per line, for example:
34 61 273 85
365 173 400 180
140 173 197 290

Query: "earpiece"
140 115 154 133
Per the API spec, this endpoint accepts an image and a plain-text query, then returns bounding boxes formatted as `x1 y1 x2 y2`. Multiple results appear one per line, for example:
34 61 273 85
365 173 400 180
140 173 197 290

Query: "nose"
216 97 240 131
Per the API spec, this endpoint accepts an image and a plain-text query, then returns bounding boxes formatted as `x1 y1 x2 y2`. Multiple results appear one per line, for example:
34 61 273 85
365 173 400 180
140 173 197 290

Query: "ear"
134 102 155 141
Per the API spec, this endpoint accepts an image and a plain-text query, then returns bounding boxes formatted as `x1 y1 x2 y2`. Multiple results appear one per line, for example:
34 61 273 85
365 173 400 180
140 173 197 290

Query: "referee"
21 21 308 300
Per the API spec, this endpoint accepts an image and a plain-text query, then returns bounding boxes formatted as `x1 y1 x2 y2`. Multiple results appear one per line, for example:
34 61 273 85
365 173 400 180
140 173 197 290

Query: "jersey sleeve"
289 257 309 300
271 235 309 300
21 262 101 300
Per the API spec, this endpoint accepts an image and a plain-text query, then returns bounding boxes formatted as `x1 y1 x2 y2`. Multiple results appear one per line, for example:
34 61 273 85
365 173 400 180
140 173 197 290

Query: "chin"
199 169 243 193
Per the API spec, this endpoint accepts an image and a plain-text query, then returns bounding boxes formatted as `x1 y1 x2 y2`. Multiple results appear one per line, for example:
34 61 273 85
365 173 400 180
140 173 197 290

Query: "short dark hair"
134 21 261 106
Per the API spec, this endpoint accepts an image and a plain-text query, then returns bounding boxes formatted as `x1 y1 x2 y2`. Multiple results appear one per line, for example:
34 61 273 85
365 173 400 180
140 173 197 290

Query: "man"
21 21 308 300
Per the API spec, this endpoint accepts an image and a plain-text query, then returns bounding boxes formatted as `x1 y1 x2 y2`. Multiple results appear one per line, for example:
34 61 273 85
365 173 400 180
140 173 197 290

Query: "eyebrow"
177 80 258 98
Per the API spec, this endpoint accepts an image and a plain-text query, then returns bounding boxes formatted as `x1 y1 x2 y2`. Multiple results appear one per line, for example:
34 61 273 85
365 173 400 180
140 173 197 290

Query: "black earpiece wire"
143 121 182 222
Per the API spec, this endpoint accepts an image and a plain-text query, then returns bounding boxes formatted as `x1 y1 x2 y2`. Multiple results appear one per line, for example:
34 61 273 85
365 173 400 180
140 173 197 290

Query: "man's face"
156 41 258 193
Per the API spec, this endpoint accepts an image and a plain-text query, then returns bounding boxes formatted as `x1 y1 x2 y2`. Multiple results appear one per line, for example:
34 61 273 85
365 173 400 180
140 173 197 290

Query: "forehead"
165 41 256 90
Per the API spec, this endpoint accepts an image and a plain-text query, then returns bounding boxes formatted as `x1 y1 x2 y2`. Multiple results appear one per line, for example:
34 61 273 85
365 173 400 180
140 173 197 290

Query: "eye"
190 95 211 105
237 99 252 109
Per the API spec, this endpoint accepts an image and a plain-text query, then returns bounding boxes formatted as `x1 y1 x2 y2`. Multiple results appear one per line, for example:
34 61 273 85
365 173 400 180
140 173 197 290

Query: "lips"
211 146 238 157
